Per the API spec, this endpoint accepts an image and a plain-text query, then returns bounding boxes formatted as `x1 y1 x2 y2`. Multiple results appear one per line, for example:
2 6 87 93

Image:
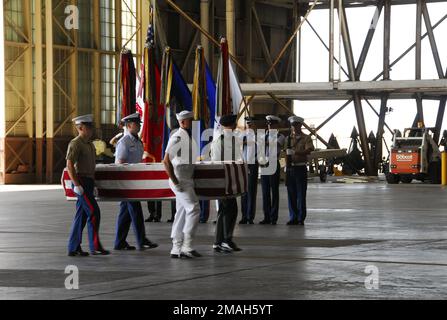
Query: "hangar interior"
0 0 446 300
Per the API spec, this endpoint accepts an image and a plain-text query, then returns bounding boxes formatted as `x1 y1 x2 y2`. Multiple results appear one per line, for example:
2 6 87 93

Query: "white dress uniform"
165 111 201 257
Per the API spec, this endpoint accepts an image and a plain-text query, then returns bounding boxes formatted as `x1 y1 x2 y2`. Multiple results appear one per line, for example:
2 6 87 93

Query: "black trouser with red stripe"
215 198 238 245
68 177 103 253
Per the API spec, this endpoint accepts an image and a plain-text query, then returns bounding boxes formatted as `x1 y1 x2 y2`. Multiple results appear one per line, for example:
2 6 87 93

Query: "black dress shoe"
248 220 254 225
140 239 158 250
226 240 242 252
238 219 247 225
114 243 136 251
271 221 277 225
259 220 271 225
153 218 161 223
68 247 89 257
145 216 154 223
299 221 305 226
171 253 181 259
287 220 299 225
167 219 174 223
213 244 232 253
91 249 110 256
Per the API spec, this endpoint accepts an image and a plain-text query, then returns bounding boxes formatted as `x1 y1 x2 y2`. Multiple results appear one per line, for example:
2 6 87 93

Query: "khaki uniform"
285 133 315 165
66 135 105 253
66 136 96 179
285 132 315 224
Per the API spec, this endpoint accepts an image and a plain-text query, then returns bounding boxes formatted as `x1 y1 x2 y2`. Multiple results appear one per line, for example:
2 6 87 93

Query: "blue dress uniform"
67 114 108 256
240 118 259 224
285 116 315 225
114 113 158 251
260 116 285 225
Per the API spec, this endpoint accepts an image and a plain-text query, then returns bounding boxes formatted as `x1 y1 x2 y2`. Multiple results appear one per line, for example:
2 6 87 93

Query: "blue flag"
162 61 192 158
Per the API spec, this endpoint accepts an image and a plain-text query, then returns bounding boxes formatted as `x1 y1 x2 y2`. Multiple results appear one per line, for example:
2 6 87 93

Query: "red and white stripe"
62 162 247 201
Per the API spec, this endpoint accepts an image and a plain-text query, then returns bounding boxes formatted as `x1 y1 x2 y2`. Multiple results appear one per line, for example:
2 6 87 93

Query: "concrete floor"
0 181 446 300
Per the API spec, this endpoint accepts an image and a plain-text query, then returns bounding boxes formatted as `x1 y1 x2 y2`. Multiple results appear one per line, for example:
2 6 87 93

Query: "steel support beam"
306 20 349 78
373 13 447 81
23 0 33 139
0 0 5 183
434 97 446 144
374 0 391 171
244 0 253 83
35 0 44 183
252 6 280 82
356 1 384 80
416 0 423 80
45 0 54 183
329 0 335 81
93 0 101 130
70 0 78 137
422 2 444 78
338 1 374 175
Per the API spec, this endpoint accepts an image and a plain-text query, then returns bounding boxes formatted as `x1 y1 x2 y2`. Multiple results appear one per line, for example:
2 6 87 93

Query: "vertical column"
0 0 6 184
415 0 424 125
226 0 235 55
93 0 101 130
244 0 253 83
201 0 210 62
375 0 391 171
35 0 44 183
293 2 300 83
71 0 78 136
46 0 54 183
115 0 122 74
338 2 374 175
329 0 335 82
23 0 33 140
141 0 150 53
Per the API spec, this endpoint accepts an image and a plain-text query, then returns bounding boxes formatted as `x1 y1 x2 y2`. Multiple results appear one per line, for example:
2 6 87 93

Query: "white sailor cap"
121 112 142 123
266 115 282 123
176 110 194 121
288 116 304 124
72 114 93 125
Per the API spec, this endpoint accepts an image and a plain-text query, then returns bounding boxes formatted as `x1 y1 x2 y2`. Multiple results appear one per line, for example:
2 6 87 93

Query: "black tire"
386 173 400 184
400 176 413 184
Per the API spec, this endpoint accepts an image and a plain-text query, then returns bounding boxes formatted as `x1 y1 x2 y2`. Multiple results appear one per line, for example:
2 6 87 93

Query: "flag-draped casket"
62 162 247 201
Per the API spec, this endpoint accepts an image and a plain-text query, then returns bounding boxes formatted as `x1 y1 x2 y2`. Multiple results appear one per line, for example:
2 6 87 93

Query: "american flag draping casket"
62 162 247 201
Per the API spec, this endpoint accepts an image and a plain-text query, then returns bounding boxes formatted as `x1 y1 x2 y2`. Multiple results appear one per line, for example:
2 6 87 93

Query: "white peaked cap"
176 110 194 121
288 116 304 124
72 114 93 125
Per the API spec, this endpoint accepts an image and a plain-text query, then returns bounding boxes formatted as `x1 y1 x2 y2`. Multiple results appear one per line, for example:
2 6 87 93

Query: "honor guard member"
163 111 202 259
260 115 285 225
211 114 243 253
114 113 159 251
66 114 110 256
285 116 315 225
240 116 259 224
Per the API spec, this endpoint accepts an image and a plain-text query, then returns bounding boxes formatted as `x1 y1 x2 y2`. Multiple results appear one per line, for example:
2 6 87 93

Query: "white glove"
74 185 84 196
286 149 294 156
93 187 99 198
174 183 184 193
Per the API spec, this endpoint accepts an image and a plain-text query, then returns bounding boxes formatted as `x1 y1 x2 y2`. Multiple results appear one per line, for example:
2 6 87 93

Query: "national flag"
116 49 137 126
139 6 165 162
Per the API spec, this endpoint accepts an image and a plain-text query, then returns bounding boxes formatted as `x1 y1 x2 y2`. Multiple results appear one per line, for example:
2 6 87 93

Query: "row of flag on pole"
116 6 246 163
